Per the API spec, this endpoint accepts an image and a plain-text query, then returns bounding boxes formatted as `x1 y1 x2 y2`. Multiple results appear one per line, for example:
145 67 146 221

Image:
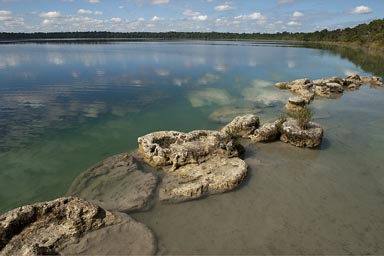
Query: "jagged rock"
0 197 157 256
275 78 311 90
221 114 260 138
361 76 384 87
159 156 247 202
249 120 281 143
280 118 323 148
313 77 344 86
314 82 344 98
285 96 306 112
67 153 157 213
138 130 240 169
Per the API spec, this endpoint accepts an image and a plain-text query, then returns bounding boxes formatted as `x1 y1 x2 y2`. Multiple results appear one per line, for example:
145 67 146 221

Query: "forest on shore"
1 19 383 50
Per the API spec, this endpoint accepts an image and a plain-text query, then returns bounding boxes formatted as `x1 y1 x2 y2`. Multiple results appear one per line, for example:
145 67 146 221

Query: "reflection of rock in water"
67 153 157 212
0 197 157 255
209 106 261 123
187 88 234 107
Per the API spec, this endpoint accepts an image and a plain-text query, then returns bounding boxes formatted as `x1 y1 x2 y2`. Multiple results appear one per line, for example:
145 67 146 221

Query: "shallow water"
1 41 384 254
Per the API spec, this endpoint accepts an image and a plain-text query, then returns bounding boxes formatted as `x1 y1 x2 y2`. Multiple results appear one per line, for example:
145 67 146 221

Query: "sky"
0 0 383 33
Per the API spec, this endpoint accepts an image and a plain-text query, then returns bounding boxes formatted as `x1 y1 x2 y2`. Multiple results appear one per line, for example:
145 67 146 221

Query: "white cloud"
235 12 266 21
150 0 169 4
287 21 301 26
292 11 304 18
192 15 208 21
214 4 236 11
0 10 12 15
88 0 100 3
111 17 123 23
348 5 372 14
183 9 200 16
78 9 93 14
77 9 103 15
151 16 163 21
40 11 61 18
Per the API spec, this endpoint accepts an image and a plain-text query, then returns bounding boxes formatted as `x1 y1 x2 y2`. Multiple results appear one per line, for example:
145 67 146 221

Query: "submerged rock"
67 153 157 213
314 82 344 98
209 106 260 123
221 114 260 138
0 197 157 255
280 118 323 148
138 130 241 169
275 78 314 103
159 156 247 202
249 120 282 143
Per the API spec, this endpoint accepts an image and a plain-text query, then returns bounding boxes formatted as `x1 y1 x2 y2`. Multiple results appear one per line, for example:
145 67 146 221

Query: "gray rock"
138 130 240 169
0 197 157 256
280 118 323 148
275 78 311 90
67 153 157 213
221 114 260 138
249 120 281 143
314 82 344 98
285 96 307 112
347 83 360 90
159 156 248 202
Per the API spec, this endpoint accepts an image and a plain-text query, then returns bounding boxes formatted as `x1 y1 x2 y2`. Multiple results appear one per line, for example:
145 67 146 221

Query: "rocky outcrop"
285 96 306 112
159 156 247 202
276 75 383 102
221 114 259 138
249 120 281 143
0 197 157 255
138 130 241 169
280 118 323 148
67 153 157 213
275 78 314 103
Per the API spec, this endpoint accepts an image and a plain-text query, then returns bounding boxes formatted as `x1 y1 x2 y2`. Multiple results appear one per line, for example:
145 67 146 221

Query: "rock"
361 76 384 87
0 197 157 255
314 82 344 98
275 78 311 90
67 153 157 213
249 120 282 143
347 83 360 90
285 96 306 112
313 77 344 86
209 106 260 123
275 82 289 89
344 74 362 86
280 118 323 148
221 114 260 138
159 156 247 202
138 130 241 169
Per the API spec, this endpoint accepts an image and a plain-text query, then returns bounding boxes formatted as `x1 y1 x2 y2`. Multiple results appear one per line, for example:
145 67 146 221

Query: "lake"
1 41 384 254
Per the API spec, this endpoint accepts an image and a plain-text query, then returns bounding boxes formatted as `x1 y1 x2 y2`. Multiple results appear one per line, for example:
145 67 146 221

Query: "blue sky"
0 0 383 33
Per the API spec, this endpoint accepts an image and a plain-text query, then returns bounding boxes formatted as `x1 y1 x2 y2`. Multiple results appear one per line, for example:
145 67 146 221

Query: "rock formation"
138 130 241 170
275 78 314 103
285 96 306 112
249 120 281 143
280 118 323 148
0 197 157 256
221 114 260 138
159 156 248 202
67 153 157 213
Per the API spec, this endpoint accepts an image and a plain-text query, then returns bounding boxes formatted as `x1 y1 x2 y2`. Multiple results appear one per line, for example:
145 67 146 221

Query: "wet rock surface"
285 96 306 112
280 118 323 148
221 114 260 138
249 120 281 143
0 197 157 256
138 130 241 169
67 153 157 213
159 156 248 202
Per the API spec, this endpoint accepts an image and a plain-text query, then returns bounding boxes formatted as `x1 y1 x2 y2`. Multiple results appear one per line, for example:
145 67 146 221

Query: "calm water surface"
0 41 383 254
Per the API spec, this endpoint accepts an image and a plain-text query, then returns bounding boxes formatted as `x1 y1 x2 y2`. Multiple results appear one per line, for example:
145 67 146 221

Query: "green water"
0 40 384 254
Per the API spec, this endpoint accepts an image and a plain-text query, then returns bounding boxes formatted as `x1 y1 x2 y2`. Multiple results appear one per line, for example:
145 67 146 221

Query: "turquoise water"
1 41 384 254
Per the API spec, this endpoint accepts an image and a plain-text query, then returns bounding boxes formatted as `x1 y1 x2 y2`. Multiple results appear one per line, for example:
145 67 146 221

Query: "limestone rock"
159 156 247 202
285 96 306 112
275 78 311 90
67 153 157 213
0 197 157 256
221 114 260 138
250 120 281 143
280 118 323 148
138 130 241 169
314 82 344 98
347 83 360 90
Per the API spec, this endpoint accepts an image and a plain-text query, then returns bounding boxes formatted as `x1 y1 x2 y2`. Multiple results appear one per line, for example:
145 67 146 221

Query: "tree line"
1 19 383 49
